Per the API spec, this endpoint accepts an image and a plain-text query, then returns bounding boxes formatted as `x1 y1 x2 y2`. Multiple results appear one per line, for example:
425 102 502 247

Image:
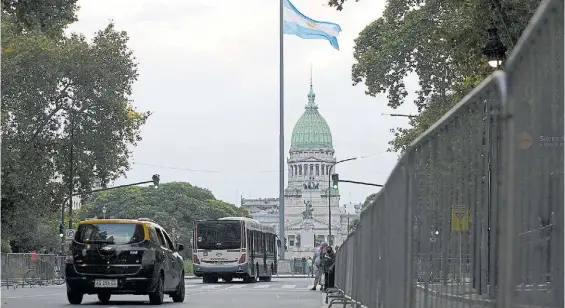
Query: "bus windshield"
196 221 241 250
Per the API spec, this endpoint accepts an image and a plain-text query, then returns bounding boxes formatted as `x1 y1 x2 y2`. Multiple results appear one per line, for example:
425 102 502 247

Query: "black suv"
65 218 185 305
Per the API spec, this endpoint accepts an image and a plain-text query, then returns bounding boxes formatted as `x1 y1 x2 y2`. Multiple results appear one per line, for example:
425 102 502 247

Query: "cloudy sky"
67 0 419 209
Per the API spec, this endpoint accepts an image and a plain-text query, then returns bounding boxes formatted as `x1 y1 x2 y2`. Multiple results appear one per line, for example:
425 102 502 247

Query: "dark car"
65 218 185 305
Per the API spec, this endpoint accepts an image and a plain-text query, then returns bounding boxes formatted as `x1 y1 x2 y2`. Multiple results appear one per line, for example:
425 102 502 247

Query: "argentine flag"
283 0 342 50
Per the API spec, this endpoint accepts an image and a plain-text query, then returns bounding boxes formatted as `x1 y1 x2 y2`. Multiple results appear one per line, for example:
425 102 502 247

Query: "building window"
288 235 295 247
315 164 319 176
299 165 302 175
321 164 325 176
310 164 314 175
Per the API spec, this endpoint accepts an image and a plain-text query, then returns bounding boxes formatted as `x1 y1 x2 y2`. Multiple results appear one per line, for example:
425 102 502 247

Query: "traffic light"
152 174 160 188
59 223 64 238
331 173 339 189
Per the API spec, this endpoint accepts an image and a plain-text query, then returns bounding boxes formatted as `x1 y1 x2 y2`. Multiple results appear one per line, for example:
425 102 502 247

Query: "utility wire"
132 151 391 174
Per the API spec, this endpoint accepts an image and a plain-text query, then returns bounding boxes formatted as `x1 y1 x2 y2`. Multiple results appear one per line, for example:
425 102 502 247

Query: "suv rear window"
76 223 145 245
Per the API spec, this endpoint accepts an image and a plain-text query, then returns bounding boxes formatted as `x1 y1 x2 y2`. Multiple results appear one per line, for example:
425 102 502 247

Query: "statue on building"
302 200 314 220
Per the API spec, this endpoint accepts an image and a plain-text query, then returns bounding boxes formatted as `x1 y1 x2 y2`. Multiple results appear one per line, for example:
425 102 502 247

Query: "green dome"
290 86 333 152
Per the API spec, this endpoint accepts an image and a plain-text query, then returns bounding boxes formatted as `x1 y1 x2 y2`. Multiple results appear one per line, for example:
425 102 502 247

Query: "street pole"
459 228 463 282
278 0 285 260
327 157 358 245
68 113 74 230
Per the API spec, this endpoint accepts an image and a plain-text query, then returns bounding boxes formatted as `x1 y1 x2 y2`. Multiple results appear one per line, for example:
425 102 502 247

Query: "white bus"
192 217 277 283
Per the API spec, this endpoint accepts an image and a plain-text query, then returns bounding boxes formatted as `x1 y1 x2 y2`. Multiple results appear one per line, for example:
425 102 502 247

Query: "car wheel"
97 293 111 303
148 273 164 305
171 273 185 303
67 289 83 305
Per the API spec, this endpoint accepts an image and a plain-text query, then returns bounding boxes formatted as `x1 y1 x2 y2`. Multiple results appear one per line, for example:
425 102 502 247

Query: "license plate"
94 279 118 288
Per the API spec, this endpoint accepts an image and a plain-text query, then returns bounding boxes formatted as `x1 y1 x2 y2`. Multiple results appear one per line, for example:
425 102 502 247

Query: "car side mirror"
177 244 184 251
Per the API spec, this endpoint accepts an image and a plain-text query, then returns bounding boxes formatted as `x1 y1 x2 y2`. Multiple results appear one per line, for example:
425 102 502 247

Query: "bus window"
196 221 241 250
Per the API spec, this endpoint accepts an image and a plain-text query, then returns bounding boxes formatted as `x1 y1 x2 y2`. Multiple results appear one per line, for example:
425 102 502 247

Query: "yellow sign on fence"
451 208 469 232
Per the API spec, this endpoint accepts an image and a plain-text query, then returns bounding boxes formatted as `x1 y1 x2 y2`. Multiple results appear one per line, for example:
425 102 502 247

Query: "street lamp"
482 25 507 68
327 157 358 244
381 113 417 118
102 206 106 219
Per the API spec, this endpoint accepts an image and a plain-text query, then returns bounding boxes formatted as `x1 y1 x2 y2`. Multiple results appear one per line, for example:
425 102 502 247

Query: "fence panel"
333 1 563 307
498 0 564 307
1 253 65 287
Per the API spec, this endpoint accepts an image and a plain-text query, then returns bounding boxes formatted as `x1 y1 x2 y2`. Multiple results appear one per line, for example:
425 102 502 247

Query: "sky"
67 0 419 209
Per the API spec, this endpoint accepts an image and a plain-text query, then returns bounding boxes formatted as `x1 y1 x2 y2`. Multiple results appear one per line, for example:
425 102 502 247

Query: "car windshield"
196 221 241 250
76 223 145 245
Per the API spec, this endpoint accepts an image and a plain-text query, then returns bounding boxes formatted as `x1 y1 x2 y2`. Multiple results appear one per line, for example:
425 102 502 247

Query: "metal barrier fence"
276 259 313 276
334 1 563 308
1 253 66 288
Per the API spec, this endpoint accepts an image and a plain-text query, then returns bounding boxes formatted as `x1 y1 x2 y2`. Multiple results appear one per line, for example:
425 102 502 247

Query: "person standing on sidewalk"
307 257 313 277
322 246 336 291
310 242 327 290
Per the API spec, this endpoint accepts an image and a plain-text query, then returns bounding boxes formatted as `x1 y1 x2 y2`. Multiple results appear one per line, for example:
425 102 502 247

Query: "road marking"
307 284 314 289
185 284 198 288
2 293 63 299
281 285 296 289
201 285 223 289
227 285 246 289
254 284 271 288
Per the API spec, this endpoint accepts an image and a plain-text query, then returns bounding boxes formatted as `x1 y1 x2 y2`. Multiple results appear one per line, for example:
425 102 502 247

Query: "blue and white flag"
283 0 342 50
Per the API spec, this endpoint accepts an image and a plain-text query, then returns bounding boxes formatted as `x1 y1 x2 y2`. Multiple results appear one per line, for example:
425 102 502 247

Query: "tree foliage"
328 0 541 151
1 1 150 251
78 182 251 255
1 0 79 37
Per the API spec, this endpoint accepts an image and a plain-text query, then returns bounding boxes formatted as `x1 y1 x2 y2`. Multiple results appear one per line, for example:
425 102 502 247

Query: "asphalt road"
1 278 324 308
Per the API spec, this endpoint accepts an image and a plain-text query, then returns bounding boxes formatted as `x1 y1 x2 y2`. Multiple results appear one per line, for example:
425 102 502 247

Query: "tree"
1 3 149 251
328 0 541 150
1 0 79 37
77 182 251 256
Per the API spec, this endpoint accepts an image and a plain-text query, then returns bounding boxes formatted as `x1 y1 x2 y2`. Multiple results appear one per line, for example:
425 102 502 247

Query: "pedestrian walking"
310 242 328 291
322 246 336 291
307 257 313 277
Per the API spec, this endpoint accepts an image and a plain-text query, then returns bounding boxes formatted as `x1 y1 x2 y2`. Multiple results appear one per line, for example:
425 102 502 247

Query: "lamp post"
327 157 358 245
482 25 507 69
381 113 417 118
102 206 106 219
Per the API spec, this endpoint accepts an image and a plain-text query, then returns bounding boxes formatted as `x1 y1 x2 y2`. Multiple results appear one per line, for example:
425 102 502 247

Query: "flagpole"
278 0 286 260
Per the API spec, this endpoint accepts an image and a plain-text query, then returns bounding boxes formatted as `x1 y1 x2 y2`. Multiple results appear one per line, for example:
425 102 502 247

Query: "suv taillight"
193 254 200 264
238 253 246 264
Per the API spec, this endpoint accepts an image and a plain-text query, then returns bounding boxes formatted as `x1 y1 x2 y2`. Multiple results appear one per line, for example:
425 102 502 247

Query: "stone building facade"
241 84 359 259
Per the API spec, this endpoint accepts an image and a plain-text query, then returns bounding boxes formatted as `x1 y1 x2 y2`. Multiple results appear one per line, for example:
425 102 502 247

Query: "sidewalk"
184 274 312 279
